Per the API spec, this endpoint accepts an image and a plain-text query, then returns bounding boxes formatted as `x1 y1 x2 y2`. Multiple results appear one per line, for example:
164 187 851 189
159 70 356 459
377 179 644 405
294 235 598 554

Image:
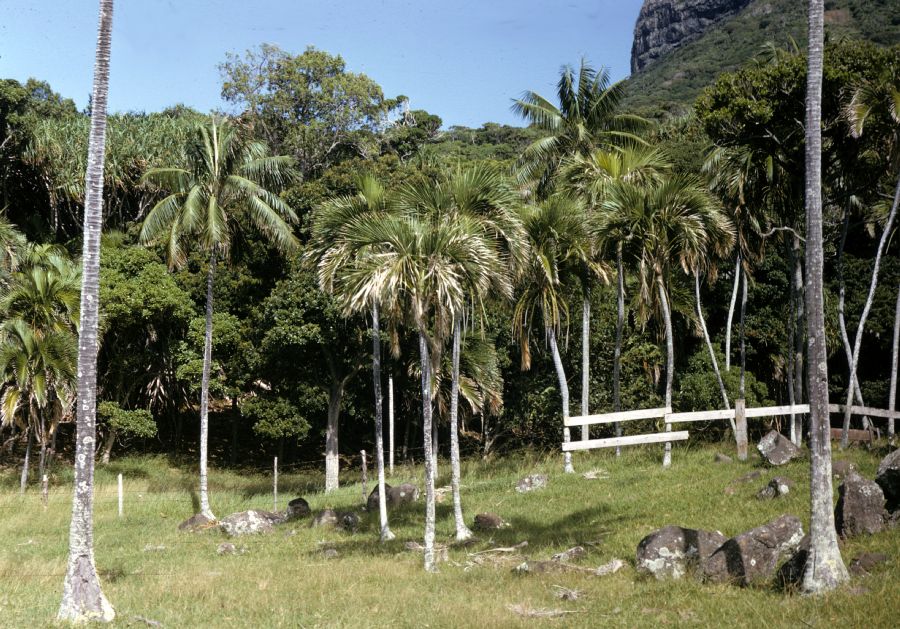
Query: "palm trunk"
20 428 31 495
59 1 116 620
888 282 899 442
696 272 732 421
581 290 590 441
614 248 624 455
801 0 848 594
371 303 394 541
725 253 740 371
548 329 574 474
419 331 437 572
841 175 900 448
325 380 342 492
449 320 473 541
197 252 216 520
658 278 675 468
388 375 394 474
432 413 438 478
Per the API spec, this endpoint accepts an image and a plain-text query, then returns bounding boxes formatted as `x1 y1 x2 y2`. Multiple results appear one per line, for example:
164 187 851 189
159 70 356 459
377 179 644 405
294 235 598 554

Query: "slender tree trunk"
100 427 117 465
449 320 473 541
659 278 675 468
614 248 624 455
59 1 115 620
725 253 741 371
581 290 590 441
696 272 732 420
548 329 574 474
388 375 394 474
372 303 394 541
787 266 797 429
419 331 437 572
197 252 216 520
324 380 342 492
20 428 31 495
801 0 849 594
432 412 438 478
38 409 47 481
793 234 805 417
841 175 900 448
888 282 899 442
402 398 411 461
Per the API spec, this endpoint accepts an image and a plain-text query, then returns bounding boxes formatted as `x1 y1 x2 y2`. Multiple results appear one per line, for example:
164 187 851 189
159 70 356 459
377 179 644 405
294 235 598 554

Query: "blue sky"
0 0 645 128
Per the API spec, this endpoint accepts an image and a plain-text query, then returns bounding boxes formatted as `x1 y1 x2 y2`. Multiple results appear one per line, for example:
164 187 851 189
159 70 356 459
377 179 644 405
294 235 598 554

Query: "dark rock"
832 459 856 480
219 510 275 536
701 514 805 586
714 453 733 464
337 511 360 532
849 552 888 575
387 483 419 507
474 512 506 531
835 471 885 537
875 449 900 512
775 535 809 589
757 476 794 500
285 497 311 520
311 509 338 528
551 546 586 562
516 474 548 493
636 525 727 579
367 484 390 512
757 430 801 466
178 513 215 532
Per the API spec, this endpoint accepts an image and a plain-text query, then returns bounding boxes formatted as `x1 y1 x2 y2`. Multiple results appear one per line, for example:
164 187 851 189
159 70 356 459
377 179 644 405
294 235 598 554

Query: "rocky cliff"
631 0 754 73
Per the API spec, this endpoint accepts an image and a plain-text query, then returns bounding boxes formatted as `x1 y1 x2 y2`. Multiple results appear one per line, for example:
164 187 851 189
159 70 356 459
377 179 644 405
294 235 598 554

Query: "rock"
701 514 805 586
832 459 856 480
285 497 311 520
516 474 548 493
311 509 339 528
635 525 727 580
367 484 390 512
875 448 900 512
849 552 888 575
774 535 809 589
216 542 236 555
323 548 339 560
337 511 360 532
757 430 801 466
178 513 215 532
714 453 733 464
551 546 586 562
757 476 794 500
514 560 567 574
474 512 507 531
594 558 626 576
835 471 885 537
219 510 275 536
387 483 419 507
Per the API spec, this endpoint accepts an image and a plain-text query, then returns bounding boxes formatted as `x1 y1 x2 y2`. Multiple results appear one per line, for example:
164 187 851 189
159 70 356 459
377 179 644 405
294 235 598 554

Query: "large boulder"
757 431 801 466
219 510 275 536
635 525 727 580
875 449 900 512
835 471 885 537
701 515 804 586
387 483 419 507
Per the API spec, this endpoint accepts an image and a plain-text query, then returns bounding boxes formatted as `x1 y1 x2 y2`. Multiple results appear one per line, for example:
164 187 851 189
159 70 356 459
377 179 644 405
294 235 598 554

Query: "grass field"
1 442 898 628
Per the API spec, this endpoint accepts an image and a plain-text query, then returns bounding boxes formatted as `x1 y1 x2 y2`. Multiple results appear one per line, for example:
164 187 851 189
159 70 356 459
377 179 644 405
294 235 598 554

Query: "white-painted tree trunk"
419 332 437 572
800 0 849 594
695 272 733 429
371 303 394 541
449 320 472 541
324 382 341 492
581 292 590 441
58 1 115 621
548 329 574 474
725 254 740 371
197 253 216 521
659 279 675 468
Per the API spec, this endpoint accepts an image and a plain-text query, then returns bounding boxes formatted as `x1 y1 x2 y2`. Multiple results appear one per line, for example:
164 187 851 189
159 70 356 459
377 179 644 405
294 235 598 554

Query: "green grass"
1 443 898 627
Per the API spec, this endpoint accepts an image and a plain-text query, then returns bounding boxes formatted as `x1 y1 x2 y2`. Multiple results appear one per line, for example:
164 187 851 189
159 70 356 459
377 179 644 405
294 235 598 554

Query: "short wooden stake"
117 473 123 518
41 474 49 507
735 399 748 461
273 456 279 512
388 376 395 476
360 449 368 504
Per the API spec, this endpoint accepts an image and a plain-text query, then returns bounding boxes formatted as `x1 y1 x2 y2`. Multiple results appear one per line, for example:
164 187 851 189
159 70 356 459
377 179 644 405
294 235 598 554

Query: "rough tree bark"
197 252 216 520
449 320 473 540
581 290 590 441
371 303 394 541
659 278 675 468
324 379 342 492
800 0 849 594
58 0 116 620
419 332 437 572
548 329 574 474
725 253 740 371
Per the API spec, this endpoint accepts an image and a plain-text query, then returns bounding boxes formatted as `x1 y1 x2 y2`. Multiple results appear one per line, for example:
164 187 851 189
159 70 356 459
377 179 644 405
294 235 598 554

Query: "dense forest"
1 36 898 492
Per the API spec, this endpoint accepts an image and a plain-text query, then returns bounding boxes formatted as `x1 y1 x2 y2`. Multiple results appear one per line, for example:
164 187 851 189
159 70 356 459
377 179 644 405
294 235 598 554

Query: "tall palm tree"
599 175 734 467
58 0 115 621
140 117 298 520
801 0 848 595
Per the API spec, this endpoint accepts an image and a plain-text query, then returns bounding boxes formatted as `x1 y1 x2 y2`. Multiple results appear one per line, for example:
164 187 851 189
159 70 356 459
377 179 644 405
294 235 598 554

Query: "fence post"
273 456 279 512
117 473 123 518
389 376 395 476
41 474 49 508
735 399 748 461
360 449 367 505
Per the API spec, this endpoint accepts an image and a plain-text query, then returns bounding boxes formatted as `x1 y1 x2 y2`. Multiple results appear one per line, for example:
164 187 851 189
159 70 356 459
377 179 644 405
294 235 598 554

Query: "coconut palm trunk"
548 329 575 473
58 0 115 621
19 428 31 495
614 248 624 455
841 176 900 448
449 319 473 540
695 272 731 419
197 253 216 520
800 0 849 595
888 282 899 442
581 290 590 440
725 254 740 371
371 302 394 541
419 331 437 572
658 278 675 468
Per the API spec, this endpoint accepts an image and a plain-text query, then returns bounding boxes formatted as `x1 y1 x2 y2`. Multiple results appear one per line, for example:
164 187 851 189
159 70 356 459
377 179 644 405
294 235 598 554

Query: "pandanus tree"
599 175 734 467
140 117 298 520
307 174 395 539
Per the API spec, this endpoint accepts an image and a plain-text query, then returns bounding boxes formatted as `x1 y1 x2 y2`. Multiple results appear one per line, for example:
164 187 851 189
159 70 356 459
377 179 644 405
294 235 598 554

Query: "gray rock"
367 484 390 512
775 535 809 589
337 511 360 532
875 448 900 512
635 525 727 580
757 430 801 466
216 542 236 555
551 546 586 562
714 453 733 464
387 483 419 507
835 471 885 537
849 552 888 575
701 514 805 586
832 459 856 480
516 474 548 493
474 512 506 531
757 476 794 500
285 497 310 520
219 510 274 536
178 513 215 532
311 509 339 528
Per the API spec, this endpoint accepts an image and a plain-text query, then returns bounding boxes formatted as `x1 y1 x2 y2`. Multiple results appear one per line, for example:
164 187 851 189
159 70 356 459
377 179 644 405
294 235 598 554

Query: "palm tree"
140 117 298 520
599 175 734 467
307 174 395 539
58 0 115 621
801 0 849 595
